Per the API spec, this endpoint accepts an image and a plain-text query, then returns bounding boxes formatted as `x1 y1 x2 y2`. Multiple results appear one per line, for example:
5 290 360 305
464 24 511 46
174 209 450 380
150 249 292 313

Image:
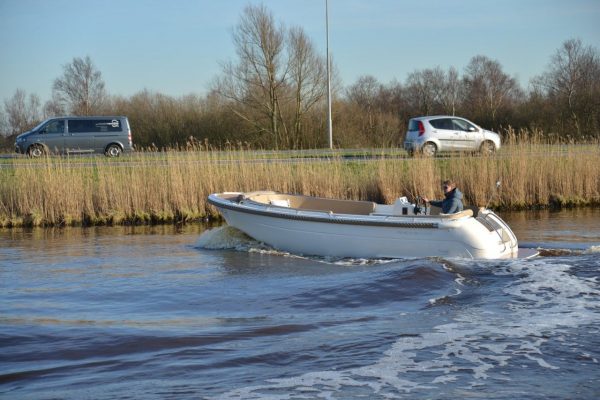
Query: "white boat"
208 191 526 259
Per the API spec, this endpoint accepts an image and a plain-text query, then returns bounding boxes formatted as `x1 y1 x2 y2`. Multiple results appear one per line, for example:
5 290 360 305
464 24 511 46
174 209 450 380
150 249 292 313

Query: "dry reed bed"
0 144 599 227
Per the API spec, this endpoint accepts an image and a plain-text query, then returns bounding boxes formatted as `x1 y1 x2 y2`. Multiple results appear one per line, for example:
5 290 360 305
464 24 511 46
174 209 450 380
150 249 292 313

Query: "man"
422 180 464 214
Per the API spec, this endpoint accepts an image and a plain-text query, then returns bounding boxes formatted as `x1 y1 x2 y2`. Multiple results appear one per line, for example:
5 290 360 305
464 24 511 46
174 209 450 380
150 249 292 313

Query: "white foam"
584 245 600 254
197 225 256 250
197 225 291 256
217 257 600 399
328 257 401 267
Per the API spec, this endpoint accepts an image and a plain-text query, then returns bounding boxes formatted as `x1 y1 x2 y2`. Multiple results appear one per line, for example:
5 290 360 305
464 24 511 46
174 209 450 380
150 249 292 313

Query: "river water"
1 209 599 399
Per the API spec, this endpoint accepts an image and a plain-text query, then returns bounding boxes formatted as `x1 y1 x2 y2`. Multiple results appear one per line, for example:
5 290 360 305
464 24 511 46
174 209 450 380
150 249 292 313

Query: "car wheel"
105 144 122 157
27 144 45 158
480 141 496 155
422 142 437 157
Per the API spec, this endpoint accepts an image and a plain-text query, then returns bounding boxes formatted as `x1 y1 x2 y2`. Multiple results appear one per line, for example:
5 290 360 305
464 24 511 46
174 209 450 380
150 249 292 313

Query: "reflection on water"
501 208 600 249
0 209 599 399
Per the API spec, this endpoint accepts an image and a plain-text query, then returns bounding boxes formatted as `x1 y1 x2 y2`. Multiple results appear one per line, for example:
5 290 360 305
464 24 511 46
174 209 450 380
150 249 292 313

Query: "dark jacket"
430 188 464 214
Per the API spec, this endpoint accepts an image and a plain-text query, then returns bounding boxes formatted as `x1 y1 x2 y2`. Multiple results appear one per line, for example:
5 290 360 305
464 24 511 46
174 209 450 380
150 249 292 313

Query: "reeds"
1 134 599 227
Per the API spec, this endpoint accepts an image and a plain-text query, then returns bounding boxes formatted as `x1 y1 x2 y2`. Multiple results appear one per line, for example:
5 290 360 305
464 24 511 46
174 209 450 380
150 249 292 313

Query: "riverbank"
1 143 599 227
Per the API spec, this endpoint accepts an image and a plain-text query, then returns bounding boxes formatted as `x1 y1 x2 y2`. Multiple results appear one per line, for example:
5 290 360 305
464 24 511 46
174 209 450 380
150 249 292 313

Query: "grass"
1 135 599 227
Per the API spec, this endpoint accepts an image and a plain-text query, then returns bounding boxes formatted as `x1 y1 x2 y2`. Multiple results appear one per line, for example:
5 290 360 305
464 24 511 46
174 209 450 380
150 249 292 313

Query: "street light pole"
326 0 333 149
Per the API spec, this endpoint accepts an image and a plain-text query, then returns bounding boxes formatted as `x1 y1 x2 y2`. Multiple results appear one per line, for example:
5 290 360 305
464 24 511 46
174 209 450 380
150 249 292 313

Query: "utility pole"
326 0 333 149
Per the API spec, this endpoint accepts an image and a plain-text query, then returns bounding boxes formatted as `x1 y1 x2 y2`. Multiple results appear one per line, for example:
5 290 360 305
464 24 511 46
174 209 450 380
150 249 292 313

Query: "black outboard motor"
413 196 424 215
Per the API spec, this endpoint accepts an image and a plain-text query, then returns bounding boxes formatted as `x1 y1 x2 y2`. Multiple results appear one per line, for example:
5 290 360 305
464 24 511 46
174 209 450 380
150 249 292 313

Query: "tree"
215 5 328 149
463 55 520 126
287 26 327 148
439 67 461 116
347 75 380 117
343 76 403 147
533 39 600 137
44 94 66 117
216 5 287 147
0 109 9 137
52 56 107 115
405 68 446 115
3 89 41 136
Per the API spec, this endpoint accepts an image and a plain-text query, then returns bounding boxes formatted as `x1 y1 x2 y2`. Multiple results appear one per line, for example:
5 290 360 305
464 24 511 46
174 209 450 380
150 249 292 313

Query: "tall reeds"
1 137 599 227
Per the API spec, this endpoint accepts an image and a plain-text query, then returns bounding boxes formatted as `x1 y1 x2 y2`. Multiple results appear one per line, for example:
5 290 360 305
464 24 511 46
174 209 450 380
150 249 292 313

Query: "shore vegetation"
1 130 598 227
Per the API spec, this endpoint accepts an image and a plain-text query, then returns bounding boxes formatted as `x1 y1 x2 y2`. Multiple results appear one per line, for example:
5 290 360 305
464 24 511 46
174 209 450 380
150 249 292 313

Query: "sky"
1 0 599 103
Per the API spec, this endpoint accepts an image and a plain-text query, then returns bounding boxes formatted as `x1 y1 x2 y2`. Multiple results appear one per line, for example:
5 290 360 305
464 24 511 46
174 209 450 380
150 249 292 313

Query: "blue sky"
1 0 599 103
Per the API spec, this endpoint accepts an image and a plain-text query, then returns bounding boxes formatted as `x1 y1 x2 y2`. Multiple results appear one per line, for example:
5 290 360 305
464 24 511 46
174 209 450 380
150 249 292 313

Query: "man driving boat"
422 180 464 214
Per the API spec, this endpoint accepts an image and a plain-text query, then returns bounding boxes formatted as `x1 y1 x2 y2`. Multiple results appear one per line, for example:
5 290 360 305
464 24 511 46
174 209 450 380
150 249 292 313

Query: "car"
15 116 133 157
403 116 501 156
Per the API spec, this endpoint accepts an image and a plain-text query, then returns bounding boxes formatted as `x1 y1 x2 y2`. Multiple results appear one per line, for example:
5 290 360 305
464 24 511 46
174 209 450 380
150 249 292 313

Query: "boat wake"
215 254 600 399
197 225 312 260
585 245 600 253
520 241 600 256
197 225 260 251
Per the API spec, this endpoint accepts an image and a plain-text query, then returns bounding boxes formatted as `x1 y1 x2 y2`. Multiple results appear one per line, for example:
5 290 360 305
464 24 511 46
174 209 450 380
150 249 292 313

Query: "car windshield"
30 118 52 132
452 119 475 131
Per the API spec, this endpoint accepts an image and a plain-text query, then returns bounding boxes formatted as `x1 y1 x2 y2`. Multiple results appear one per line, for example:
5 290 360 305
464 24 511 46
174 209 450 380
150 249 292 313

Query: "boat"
208 191 529 259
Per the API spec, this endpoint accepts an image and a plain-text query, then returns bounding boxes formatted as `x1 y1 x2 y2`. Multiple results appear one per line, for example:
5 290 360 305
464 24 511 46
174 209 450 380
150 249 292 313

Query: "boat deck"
219 191 475 220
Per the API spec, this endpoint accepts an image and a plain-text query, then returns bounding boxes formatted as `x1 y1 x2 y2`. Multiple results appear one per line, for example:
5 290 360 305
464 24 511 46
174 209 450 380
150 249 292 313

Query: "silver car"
403 116 501 156
15 116 133 157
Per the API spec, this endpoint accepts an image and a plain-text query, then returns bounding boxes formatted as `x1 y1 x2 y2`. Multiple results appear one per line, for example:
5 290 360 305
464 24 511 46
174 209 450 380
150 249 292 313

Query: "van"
14 116 133 157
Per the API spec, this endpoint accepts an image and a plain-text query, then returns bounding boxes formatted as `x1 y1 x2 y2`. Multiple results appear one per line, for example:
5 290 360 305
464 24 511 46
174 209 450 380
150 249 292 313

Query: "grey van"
15 116 133 157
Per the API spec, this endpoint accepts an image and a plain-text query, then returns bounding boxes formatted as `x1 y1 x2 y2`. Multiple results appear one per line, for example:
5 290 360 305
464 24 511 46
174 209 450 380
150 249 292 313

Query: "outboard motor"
413 196 424 215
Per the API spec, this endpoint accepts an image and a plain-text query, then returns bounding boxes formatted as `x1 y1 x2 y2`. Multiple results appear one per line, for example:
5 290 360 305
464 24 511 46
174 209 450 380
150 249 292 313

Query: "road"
0 146 597 169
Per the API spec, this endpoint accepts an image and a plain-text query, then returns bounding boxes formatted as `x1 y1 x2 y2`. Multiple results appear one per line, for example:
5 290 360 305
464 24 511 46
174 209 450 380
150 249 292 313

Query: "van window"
68 119 122 133
44 120 65 134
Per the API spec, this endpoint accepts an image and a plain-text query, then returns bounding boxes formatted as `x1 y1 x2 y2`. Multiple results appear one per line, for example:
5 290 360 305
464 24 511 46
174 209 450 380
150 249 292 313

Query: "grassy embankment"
0 137 599 227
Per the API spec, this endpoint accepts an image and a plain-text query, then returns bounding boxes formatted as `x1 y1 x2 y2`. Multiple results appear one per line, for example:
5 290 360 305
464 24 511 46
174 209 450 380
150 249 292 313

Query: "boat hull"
208 192 519 259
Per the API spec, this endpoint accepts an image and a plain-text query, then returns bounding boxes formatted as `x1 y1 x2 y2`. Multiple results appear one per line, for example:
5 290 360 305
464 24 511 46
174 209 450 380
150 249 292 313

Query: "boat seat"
430 205 476 218
441 209 473 219
245 192 376 215
269 199 290 207
464 205 482 218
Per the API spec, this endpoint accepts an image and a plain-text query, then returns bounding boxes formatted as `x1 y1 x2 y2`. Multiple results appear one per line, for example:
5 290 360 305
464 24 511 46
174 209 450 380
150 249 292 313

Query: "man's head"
442 180 456 194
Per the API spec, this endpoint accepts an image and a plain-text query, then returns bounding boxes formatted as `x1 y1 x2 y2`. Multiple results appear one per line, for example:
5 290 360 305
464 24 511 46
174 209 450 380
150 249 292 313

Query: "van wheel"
105 144 122 157
27 144 45 158
422 142 437 157
480 141 496 155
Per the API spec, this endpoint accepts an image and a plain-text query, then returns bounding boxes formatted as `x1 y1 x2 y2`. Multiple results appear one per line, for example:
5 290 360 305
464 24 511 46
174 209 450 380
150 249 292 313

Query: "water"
1 210 599 399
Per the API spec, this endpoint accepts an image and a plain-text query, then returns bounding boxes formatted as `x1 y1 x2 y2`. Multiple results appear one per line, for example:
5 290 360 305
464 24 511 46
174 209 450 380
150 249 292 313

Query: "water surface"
1 210 599 399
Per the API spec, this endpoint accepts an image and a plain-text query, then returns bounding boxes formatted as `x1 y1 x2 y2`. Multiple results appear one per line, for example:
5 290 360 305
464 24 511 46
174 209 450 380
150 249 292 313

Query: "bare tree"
0 109 9 137
533 39 600 136
463 55 519 125
52 56 107 115
3 89 42 136
215 5 331 149
287 26 327 148
346 75 381 133
216 5 287 147
440 67 461 116
44 94 66 117
405 68 445 115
